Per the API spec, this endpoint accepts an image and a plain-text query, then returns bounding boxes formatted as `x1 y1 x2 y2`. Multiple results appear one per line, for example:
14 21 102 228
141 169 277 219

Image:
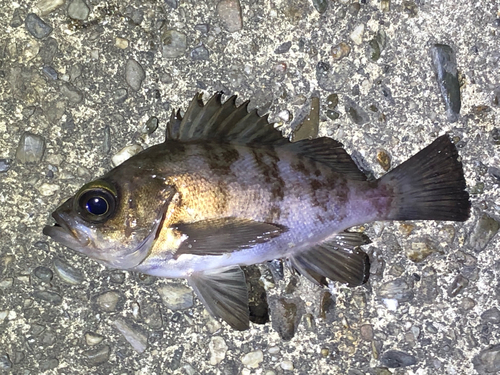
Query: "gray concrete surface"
1 0 499 374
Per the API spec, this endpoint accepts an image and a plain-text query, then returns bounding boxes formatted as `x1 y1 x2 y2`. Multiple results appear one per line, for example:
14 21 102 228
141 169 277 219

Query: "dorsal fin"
165 92 287 145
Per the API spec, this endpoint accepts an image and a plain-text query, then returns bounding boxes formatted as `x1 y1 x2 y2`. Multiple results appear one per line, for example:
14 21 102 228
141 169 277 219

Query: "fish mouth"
43 212 89 249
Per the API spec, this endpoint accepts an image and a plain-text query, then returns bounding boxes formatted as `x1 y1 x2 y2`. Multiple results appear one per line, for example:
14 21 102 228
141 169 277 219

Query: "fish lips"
43 211 90 250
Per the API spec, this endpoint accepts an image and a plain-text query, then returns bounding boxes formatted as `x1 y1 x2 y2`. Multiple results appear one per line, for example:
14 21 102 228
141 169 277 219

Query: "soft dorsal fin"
165 92 287 145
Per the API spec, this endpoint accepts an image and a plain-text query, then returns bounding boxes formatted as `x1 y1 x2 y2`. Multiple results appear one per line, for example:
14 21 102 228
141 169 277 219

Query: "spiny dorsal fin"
165 92 286 145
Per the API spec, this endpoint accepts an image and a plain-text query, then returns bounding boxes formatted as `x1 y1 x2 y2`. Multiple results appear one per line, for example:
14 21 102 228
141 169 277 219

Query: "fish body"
44 93 470 330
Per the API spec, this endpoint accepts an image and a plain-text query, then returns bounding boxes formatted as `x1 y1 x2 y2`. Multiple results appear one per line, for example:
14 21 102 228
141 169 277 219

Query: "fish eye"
77 187 117 223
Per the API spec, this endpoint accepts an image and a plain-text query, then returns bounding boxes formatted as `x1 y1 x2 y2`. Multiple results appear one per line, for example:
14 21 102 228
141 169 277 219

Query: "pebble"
25 13 53 39
481 307 500 324
85 332 104 346
447 274 469 297
33 290 62 305
157 284 194 310
191 45 210 61
37 183 60 196
326 93 339 109
344 97 369 125
33 266 53 282
376 149 391 171
195 23 209 34
115 37 129 49
0 159 11 173
37 0 64 15
112 318 148 353
162 30 187 58
0 278 13 289
209 336 228 365
42 65 58 80
96 291 122 312
111 144 143 167
360 324 374 341
331 42 351 61
109 271 125 284
461 297 476 310
142 116 158 135
378 278 414 302
380 350 417 368
468 213 499 252
61 83 84 103
280 360 294 370
164 0 178 9
291 96 319 141
275 41 292 54
39 358 58 371
53 258 84 284
16 132 46 164
270 297 301 341
84 345 110 366
10 8 24 27
217 0 243 32
406 240 436 262
68 0 90 20
125 59 146 92
141 303 163 329
0 354 12 370
380 0 390 12
350 24 365 45
241 350 263 368
430 44 461 122
312 0 328 13
473 344 500 373
113 88 128 104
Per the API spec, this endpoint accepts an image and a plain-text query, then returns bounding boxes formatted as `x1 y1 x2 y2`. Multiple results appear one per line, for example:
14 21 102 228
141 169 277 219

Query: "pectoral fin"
188 266 249 330
289 231 371 287
173 218 286 257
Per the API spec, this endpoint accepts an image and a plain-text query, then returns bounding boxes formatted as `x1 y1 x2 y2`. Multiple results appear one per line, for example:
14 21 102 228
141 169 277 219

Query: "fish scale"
44 92 470 331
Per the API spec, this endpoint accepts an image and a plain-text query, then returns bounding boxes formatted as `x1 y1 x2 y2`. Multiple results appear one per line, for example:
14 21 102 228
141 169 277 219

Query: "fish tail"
379 135 470 222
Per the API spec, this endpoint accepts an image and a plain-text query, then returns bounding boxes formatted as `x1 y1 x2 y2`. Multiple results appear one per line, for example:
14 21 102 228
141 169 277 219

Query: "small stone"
291 96 320 141
195 23 209 34
84 345 110 366
270 297 302 341
350 24 365 45
447 274 469 297
67 0 90 20
360 324 374 341
42 66 58 80
473 344 500 373
157 284 194 310
0 159 12 173
164 0 178 8
468 214 499 252
53 258 84 284
111 144 143 167
61 83 83 103
378 278 414 302
39 358 58 371
461 297 476 310
25 13 53 39
326 110 340 120
109 271 125 284
10 9 24 27
217 0 243 32
345 97 369 125
142 116 158 135
142 303 163 329
85 332 104 346
33 290 62 305
209 336 228 365
406 240 436 262
321 348 329 357
380 350 417 368
275 41 292 54
16 132 46 163
37 183 60 196
112 319 148 353
162 30 187 58
241 350 263 368
0 278 13 289
33 266 53 282
312 0 328 13
97 291 121 312
125 59 146 92
191 45 209 61
482 308 500 324
430 44 461 122
280 360 294 370
376 149 391 171
380 0 390 11
331 42 351 61
115 37 129 49
0 354 12 370
37 0 64 15
489 167 500 183
113 88 128 104
326 93 339 109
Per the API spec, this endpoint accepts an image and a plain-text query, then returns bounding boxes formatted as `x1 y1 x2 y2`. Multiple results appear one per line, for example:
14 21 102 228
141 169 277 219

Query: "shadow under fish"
43 92 471 330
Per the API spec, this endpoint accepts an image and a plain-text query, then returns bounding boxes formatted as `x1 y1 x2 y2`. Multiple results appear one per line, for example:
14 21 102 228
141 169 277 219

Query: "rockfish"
44 93 470 330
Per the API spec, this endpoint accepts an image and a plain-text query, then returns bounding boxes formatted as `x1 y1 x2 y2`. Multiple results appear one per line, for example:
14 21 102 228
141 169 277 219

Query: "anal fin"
188 266 250 330
289 232 371 287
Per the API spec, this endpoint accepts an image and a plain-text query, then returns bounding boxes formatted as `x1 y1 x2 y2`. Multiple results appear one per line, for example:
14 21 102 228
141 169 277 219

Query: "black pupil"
86 196 108 216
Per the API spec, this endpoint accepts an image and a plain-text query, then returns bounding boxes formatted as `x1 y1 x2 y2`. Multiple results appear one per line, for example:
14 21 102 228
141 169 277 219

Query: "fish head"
43 173 175 270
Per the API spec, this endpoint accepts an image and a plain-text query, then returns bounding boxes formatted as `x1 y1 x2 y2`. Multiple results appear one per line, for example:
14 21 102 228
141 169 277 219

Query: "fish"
43 92 471 330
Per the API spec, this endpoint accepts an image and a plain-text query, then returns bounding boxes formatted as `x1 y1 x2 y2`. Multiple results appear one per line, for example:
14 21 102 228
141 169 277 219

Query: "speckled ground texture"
1 0 500 374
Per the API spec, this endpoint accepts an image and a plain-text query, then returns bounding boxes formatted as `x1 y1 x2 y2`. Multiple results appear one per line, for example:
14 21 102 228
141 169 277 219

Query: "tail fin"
379 135 470 222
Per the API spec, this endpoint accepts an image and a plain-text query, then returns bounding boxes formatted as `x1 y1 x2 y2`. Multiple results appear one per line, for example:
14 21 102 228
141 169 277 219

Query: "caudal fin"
379 135 470 222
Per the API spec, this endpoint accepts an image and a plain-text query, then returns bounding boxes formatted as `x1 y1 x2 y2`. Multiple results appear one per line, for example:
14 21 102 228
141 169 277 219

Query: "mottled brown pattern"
250 147 285 201
202 143 240 174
